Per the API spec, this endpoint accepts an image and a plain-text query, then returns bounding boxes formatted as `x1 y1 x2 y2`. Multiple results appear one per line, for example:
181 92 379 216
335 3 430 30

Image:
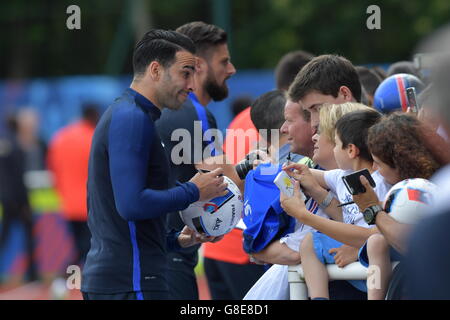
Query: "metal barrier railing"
287 261 399 300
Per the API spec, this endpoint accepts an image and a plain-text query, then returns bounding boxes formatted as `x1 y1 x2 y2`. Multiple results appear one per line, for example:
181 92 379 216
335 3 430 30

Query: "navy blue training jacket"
81 88 199 295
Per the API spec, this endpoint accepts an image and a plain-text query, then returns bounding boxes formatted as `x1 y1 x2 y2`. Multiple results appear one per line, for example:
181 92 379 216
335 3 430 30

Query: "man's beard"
160 92 184 110
204 75 229 102
155 86 184 110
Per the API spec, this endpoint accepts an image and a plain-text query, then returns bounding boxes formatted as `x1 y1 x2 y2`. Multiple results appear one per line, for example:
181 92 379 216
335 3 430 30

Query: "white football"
180 176 243 236
383 178 437 224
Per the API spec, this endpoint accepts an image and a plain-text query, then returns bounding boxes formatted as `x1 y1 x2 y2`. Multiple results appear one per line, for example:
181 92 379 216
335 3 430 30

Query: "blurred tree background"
1 0 450 79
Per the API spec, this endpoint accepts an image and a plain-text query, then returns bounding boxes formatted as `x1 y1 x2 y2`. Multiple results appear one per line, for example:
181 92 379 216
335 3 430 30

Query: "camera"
235 159 253 180
235 150 263 180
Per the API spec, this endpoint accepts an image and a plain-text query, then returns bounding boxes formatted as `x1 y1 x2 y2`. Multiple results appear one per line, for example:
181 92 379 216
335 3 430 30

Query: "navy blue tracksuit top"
81 88 200 295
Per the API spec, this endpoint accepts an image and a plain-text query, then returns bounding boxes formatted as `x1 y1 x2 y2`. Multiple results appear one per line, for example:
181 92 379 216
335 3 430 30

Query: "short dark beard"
156 72 183 110
204 75 229 102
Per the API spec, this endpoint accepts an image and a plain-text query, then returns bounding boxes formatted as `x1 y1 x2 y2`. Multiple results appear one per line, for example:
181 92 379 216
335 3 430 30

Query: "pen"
337 201 355 207
197 168 223 176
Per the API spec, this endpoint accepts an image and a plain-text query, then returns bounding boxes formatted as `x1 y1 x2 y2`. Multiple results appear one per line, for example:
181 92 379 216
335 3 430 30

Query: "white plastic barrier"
288 261 399 300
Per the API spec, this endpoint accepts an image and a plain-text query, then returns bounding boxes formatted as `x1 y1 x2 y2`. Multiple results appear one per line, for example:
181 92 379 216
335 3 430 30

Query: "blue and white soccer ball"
383 178 437 224
180 176 244 236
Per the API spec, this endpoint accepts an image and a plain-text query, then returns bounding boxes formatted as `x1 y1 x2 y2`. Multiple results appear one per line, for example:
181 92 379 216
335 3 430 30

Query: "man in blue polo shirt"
81 29 228 300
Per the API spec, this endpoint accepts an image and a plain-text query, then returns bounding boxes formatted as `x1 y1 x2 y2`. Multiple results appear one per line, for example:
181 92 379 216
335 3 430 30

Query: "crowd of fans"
1 20 450 301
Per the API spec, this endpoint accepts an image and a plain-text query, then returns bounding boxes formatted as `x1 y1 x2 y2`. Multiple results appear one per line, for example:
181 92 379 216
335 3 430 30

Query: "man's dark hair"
288 54 362 103
300 108 311 123
356 66 382 97
335 109 382 162
132 29 196 77
5 114 18 133
387 61 422 79
250 90 286 142
371 66 387 80
81 103 101 126
231 95 253 117
275 50 315 91
176 21 227 58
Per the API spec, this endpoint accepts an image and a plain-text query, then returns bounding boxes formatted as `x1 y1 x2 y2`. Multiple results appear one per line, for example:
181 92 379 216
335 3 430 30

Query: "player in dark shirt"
81 29 228 300
156 95 218 268
0 116 37 282
155 21 238 299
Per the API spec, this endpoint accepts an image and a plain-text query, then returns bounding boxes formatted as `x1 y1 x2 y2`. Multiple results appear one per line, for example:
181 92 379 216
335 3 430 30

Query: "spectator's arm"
281 181 377 248
251 241 301 265
305 186 343 222
374 212 412 254
299 211 377 248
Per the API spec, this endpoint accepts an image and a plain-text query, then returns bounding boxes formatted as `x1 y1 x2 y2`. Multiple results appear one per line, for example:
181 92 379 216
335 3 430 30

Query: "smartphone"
342 169 376 195
406 87 419 113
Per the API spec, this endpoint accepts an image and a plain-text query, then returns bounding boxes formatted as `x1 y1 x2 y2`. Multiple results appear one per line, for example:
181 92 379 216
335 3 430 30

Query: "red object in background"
33 214 76 274
1 213 75 282
47 120 95 221
204 107 258 266
222 107 259 165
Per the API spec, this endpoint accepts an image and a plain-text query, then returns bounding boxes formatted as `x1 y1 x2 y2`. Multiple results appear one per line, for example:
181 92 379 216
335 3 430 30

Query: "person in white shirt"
351 112 450 299
244 102 375 300
281 109 391 300
243 98 322 300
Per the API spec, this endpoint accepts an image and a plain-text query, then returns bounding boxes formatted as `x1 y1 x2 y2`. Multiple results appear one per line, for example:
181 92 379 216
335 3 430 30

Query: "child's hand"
283 163 320 196
329 245 359 268
177 226 223 248
280 180 308 221
250 149 272 168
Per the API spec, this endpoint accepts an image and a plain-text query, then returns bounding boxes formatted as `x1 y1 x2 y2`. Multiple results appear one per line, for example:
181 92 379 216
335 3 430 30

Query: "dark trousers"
204 257 266 300
0 201 37 281
329 280 367 300
82 291 169 300
166 252 199 300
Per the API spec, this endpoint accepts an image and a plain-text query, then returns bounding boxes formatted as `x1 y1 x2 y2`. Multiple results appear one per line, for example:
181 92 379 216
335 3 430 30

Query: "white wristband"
320 191 334 208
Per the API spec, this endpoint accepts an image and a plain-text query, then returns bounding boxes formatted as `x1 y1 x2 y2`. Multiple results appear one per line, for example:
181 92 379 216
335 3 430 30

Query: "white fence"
288 261 399 300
